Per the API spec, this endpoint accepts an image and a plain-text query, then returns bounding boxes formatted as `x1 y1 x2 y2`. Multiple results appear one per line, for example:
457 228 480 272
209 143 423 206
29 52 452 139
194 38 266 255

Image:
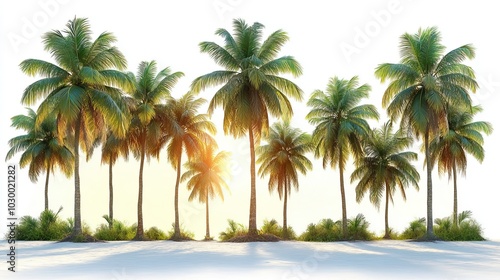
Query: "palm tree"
127 61 184 240
6 108 73 211
181 145 230 240
101 130 130 227
257 121 312 239
351 122 420 239
375 27 478 239
191 19 303 236
164 92 216 240
306 76 379 238
19 18 131 238
429 105 492 225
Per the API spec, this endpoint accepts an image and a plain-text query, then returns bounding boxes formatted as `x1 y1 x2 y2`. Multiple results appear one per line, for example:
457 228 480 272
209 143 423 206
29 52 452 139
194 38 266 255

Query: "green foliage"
347 214 374 241
434 211 484 241
300 215 374 241
167 223 195 240
15 208 72 240
259 219 297 240
219 219 247 241
401 218 426 239
94 217 136 241
145 227 167 240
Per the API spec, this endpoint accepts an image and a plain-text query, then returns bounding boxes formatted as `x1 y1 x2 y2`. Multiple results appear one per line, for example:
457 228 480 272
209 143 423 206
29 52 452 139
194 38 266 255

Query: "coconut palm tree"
181 145 230 240
191 19 303 236
164 92 216 240
375 27 478 239
6 108 73 211
19 18 131 238
306 76 379 238
257 121 312 239
351 122 420 239
127 61 184 240
429 105 492 225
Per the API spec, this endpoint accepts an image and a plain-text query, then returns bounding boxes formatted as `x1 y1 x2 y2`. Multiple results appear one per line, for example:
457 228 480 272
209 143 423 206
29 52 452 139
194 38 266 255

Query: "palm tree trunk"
384 182 390 239
248 125 258 236
72 112 82 237
339 149 348 239
283 177 288 240
424 127 436 239
453 163 458 226
44 166 50 211
134 134 146 240
109 161 114 228
205 190 210 240
173 153 182 239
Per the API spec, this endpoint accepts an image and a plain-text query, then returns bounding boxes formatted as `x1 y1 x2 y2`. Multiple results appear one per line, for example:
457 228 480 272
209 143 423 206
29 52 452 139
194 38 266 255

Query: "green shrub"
401 218 426 240
434 211 484 241
260 219 297 240
15 216 41 240
145 226 167 240
219 219 247 241
167 223 195 240
347 214 374 241
94 217 136 241
15 208 72 240
299 218 342 242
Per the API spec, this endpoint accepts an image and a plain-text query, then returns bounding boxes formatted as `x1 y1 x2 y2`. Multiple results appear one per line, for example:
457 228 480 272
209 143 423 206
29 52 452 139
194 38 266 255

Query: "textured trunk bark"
384 182 390 239
173 153 182 239
339 149 348 239
453 163 458 226
425 127 436 239
109 161 114 228
134 133 146 240
205 190 210 239
44 167 50 211
73 113 82 236
248 125 258 236
283 177 288 240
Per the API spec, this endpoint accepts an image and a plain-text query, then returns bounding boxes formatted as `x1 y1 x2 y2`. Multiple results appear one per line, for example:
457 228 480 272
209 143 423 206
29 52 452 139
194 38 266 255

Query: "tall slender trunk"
44 166 50 211
109 161 114 228
248 125 258 236
384 182 390 239
134 133 146 240
173 153 182 239
283 177 288 240
424 127 436 239
72 113 82 236
339 149 348 239
205 190 210 239
453 163 458 226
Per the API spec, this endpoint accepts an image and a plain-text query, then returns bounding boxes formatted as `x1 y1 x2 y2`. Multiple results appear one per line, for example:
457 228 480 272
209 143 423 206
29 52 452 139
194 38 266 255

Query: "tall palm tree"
19 18 131 238
429 105 492 225
351 122 420 239
6 108 73 211
257 121 312 239
306 76 379 238
181 145 230 240
101 129 130 227
191 19 303 236
375 27 478 239
128 61 184 240
164 92 216 240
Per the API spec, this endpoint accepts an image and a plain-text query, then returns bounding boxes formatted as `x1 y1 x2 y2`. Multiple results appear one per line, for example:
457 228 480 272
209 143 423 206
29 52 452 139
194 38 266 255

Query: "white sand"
2 240 500 279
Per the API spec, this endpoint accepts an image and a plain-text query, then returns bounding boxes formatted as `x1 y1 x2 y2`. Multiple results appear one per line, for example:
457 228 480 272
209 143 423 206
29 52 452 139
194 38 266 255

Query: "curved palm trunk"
248 125 258 236
452 163 458 226
72 113 82 237
384 182 390 239
134 134 146 240
173 153 182 239
205 190 210 239
338 149 348 239
424 127 436 239
109 161 114 228
283 177 288 240
44 166 50 211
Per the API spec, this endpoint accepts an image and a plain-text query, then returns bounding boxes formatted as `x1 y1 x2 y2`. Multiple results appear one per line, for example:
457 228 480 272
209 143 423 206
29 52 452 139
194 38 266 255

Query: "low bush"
434 211 484 241
94 216 136 241
259 219 296 240
401 218 426 240
145 226 167 240
15 208 74 240
219 219 247 241
299 214 374 242
167 223 195 240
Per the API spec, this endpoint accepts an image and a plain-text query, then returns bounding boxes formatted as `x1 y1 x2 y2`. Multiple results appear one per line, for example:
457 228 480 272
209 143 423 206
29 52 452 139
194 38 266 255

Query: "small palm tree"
257 121 312 239
181 145 230 240
375 27 478 239
191 19 303 236
351 122 420 238
19 17 131 238
429 105 492 225
164 92 216 240
128 61 184 240
6 108 73 210
306 76 379 238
